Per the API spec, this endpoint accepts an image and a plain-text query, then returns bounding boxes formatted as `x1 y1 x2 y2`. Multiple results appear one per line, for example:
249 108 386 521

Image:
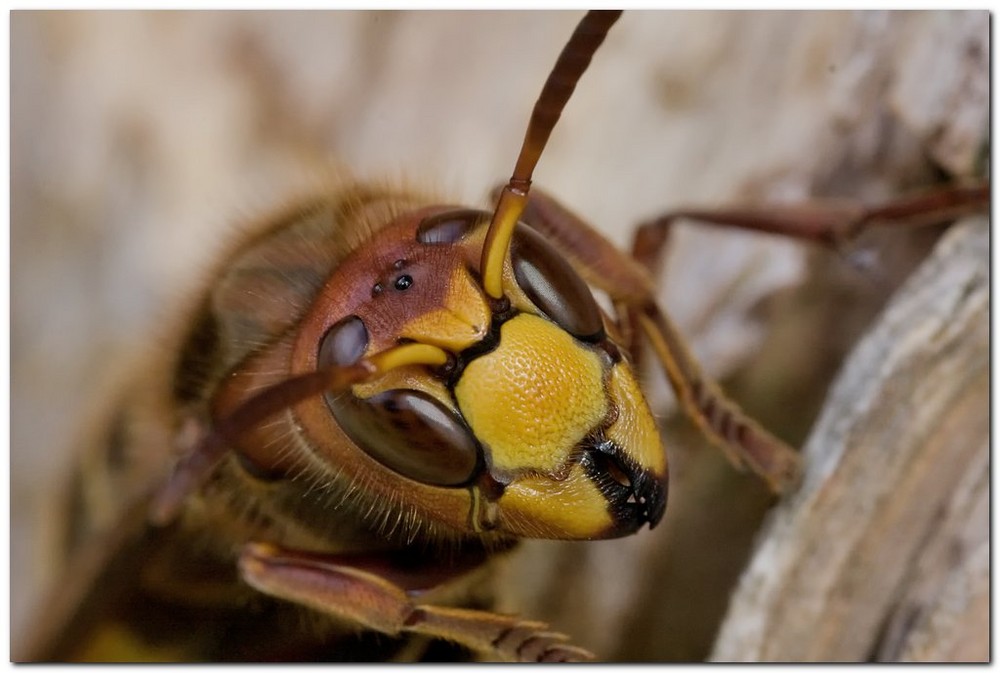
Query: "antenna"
481 10 622 299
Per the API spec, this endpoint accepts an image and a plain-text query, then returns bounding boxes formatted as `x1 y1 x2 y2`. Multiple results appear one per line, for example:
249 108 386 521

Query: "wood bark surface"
711 217 989 662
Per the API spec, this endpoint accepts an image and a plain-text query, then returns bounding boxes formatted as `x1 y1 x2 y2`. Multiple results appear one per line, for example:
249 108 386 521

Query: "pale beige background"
11 10 987 660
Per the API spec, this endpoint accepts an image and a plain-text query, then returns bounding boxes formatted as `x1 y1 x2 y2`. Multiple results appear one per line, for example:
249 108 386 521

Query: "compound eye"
511 223 605 342
318 316 478 486
318 315 369 369
416 208 490 244
326 389 479 487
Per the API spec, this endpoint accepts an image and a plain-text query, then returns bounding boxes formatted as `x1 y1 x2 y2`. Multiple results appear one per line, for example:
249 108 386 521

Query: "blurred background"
11 10 987 660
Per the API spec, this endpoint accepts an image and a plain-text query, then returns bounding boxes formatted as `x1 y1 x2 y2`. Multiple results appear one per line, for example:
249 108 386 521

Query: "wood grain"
711 217 989 662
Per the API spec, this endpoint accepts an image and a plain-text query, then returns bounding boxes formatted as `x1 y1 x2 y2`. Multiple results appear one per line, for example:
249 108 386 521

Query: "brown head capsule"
158 10 667 544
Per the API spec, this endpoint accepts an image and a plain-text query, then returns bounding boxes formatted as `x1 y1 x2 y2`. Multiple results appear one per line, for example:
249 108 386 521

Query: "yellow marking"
606 363 667 477
353 364 453 404
400 266 490 351
481 187 528 298
455 314 607 476
469 486 483 533
369 342 448 373
498 464 614 539
74 623 187 663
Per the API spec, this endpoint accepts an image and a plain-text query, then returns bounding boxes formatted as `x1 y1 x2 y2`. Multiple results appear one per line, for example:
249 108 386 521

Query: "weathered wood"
711 217 989 662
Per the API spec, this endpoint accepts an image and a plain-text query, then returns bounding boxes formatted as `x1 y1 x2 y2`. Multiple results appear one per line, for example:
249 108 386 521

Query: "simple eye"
511 223 605 342
416 208 490 244
326 389 480 487
318 315 369 369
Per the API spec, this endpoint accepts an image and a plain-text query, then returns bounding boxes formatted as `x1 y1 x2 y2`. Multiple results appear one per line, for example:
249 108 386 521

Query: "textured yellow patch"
400 266 489 351
606 363 667 477
455 313 607 475
497 464 613 539
74 623 186 662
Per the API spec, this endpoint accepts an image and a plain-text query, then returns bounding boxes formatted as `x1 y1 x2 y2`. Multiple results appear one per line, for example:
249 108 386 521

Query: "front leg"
630 181 990 277
238 543 594 662
516 189 801 493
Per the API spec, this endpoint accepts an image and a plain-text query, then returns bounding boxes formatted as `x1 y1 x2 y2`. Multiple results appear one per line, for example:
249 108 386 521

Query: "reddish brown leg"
513 188 655 356
621 181 987 490
634 304 800 491
238 543 594 662
517 190 801 492
630 181 990 277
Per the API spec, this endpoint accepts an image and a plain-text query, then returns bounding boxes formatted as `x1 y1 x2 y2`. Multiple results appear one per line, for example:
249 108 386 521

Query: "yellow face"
295 208 668 541
456 313 666 538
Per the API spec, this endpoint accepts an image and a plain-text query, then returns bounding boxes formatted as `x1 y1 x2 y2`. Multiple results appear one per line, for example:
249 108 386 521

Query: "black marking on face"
581 437 667 533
